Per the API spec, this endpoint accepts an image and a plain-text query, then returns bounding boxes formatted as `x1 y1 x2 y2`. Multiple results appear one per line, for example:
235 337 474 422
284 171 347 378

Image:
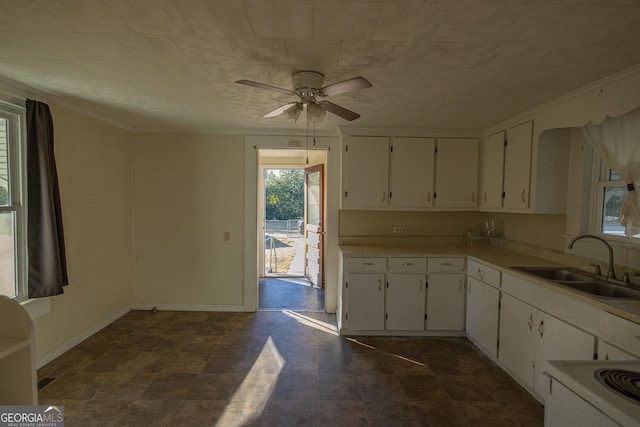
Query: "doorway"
257 149 327 311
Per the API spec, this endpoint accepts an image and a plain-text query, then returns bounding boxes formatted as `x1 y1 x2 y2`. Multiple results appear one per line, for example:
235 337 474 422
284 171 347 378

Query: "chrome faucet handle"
589 263 602 276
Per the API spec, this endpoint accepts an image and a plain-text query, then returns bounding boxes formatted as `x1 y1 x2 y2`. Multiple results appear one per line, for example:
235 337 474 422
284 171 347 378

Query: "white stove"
545 360 640 427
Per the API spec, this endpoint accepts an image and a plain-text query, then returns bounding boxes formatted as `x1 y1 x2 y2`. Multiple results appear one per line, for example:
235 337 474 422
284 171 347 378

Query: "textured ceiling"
1 0 640 133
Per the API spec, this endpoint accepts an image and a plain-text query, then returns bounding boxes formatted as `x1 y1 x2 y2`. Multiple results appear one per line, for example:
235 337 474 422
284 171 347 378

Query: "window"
0 100 27 299
594 157 640 240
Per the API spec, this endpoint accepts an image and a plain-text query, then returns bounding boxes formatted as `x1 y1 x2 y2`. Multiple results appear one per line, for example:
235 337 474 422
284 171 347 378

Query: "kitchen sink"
512 266 640 300
556 281 640 300
512 266 593 282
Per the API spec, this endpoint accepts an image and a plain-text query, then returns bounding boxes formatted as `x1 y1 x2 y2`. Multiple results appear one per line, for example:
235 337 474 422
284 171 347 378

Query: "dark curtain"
26 99 69 298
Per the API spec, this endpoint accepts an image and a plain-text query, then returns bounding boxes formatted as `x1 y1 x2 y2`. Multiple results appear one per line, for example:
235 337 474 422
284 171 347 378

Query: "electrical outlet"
393 227 404 233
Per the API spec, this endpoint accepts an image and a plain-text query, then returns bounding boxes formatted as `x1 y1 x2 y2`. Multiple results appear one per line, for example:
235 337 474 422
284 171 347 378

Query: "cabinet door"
480 131 505 208
435 138 479 208
426 273 466 331
343 136 389 209
466 277 500 358
499 293 536 388
389 137 435 208
598 341 637 361
503 121 532 209
346 273 385 330
534 311 595 403
386 273 426 331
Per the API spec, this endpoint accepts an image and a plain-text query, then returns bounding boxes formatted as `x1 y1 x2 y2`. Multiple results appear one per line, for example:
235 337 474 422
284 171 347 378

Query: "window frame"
0 99 28 300
589 154 640 243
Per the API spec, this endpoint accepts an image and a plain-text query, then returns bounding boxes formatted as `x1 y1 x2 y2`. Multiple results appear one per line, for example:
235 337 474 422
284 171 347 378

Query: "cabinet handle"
458 279 464 291
538 319 545 338
440 262 452 266
478 268 484 281
382 191 386 202
419 280 424 292
471 191 475 203
377 279 382 291
521 189 526 203
427 192 432 203
483 191 487 203
403 262 415 266
528 313 533 331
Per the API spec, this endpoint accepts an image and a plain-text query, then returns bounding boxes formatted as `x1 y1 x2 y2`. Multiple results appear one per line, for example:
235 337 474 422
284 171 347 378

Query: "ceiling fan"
235 71 372 123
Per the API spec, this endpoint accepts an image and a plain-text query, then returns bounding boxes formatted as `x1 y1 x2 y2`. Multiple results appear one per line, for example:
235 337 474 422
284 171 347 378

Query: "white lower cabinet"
498 293 595 402
598 340 638 360
427 273 466 331
533 311 595 403
466 276 500 358
386 273 426 330
498 293 536 388
346 273 385 331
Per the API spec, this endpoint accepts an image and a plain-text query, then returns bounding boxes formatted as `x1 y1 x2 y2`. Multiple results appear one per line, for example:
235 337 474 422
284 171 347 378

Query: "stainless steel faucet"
568 234 616 280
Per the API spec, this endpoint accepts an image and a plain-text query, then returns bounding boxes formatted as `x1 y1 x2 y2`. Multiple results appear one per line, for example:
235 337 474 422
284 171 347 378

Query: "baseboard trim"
131 303 249 312
36 304 132 369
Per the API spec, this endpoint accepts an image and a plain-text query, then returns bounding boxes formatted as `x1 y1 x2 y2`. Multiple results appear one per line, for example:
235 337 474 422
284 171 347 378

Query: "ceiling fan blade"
236 80 296 96
318 101 361 121
263 102 299 118
319 76 372 97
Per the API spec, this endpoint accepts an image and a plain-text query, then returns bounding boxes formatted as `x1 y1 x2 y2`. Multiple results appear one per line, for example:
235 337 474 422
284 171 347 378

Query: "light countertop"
340 243 640 324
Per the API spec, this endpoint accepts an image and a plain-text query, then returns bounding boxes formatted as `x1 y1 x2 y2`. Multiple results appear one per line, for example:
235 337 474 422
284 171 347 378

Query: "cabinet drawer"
468 259 500 287
428 257 465 273
388 257 427 273
348 257 387 273
599 312 640 358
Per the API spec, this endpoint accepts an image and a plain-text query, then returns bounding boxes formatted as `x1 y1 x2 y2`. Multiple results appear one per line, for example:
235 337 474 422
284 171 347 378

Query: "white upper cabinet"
342 136 389 209
435 138 479 208
503 121 533 209
480 131 505 209
389 137 435 208
342 135 479 210
480 121 569 213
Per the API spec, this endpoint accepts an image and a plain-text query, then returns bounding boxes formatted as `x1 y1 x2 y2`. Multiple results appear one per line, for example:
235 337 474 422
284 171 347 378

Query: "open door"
304 164 324 288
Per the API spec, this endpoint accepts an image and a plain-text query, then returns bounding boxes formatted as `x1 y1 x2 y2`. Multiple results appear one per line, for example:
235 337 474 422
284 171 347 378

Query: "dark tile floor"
259 278 325 311
38 308 544 426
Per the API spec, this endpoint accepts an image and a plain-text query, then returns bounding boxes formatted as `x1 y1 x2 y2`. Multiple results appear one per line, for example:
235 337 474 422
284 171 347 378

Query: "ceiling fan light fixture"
283 103 303 122
308 102 326 124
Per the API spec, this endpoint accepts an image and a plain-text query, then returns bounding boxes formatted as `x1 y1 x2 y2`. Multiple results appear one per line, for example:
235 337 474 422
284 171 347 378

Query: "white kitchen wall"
132 132 245 309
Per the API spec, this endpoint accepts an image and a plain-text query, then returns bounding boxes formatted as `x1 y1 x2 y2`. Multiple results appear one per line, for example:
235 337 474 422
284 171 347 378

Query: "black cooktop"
595 368 640 402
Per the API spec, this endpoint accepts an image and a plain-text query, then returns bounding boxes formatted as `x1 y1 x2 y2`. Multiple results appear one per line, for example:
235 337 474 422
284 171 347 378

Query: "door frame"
258 164 308 279
243 135 340 313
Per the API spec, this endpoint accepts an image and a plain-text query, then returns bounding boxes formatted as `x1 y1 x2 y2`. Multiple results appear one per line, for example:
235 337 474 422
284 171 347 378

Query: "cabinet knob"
538 319 545 338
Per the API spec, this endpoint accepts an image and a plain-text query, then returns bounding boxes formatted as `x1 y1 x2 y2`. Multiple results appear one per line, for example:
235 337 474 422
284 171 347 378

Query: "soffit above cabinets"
1 1 640 132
